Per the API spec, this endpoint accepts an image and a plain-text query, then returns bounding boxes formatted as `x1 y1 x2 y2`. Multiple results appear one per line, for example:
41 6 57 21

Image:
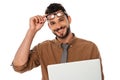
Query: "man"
12 3 104 80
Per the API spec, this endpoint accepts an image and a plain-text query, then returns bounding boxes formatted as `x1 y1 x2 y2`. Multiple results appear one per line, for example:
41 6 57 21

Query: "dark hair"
45 3 68 17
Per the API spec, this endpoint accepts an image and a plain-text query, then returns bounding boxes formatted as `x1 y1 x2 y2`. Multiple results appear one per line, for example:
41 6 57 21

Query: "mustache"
54 26 65 32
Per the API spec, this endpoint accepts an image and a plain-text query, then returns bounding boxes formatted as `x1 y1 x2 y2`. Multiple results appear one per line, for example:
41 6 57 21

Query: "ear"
68 16 71 24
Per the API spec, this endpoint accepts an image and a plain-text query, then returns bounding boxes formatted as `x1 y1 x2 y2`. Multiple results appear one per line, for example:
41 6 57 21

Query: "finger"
38 15 46 23
38 15 45 24
34 15 43 24
33 15 46 24
43 14 47 18
33 16 39 23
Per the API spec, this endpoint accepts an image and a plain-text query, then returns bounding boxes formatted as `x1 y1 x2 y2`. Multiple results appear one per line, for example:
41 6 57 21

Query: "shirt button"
70 45 72 47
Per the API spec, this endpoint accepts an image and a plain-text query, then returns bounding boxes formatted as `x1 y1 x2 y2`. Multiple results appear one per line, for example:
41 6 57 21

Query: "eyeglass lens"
47 11 64 20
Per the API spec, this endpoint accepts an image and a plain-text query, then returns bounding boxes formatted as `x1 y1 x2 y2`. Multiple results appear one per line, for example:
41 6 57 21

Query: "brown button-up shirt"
13 36 104 80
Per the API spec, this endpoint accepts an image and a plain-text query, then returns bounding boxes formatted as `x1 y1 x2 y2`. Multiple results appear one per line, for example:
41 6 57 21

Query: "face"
47 10 71 39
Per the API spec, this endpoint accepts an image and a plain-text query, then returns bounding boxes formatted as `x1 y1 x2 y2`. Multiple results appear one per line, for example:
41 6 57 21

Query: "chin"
56 32 69 39
54 27 71 39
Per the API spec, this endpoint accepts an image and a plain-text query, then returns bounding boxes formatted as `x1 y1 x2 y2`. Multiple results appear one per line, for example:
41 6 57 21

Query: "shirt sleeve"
90 42 104 80
12 45 40 73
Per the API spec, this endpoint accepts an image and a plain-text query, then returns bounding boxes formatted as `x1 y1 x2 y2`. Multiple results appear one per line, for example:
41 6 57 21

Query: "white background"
0 0 120 80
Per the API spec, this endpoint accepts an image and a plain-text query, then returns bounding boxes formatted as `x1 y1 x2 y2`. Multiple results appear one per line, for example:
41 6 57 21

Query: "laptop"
47 59 102 80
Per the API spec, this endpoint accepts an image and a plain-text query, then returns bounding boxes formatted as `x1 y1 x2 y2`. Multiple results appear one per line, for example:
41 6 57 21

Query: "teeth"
58 29 64 33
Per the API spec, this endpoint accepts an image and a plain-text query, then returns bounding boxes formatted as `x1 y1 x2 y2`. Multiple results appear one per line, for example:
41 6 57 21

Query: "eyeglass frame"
46 10 68 20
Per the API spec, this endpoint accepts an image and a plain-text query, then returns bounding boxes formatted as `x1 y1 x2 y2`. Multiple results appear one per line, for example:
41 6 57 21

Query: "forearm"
13 29 37 66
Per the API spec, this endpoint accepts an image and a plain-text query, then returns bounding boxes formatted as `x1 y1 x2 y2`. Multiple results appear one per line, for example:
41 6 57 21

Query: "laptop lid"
47 59 102 80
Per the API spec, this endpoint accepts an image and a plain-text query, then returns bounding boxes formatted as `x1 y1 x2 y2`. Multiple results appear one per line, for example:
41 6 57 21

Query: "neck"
57 32 73 44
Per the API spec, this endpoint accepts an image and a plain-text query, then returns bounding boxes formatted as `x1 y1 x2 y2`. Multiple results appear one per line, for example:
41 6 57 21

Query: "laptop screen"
47 59 102 80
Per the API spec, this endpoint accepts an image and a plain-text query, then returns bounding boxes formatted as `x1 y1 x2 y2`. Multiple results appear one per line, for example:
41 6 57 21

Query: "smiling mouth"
54 26 65 32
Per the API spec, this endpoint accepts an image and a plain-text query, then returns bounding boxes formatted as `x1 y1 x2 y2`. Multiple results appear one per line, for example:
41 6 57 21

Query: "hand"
29 15 46 32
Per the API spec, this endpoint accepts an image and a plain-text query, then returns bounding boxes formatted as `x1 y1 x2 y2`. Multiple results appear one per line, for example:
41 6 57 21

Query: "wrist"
27 28 37 36
28 27 38 32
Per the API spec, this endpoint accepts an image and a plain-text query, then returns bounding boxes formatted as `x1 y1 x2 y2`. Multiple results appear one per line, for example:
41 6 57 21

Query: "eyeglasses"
46 11 66 20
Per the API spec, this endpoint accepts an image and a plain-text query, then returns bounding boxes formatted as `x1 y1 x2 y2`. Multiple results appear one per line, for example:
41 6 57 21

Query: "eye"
59 17 64 22
50 21 56 25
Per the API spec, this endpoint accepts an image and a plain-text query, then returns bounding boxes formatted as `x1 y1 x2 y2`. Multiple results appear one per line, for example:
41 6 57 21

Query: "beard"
53 26 71 39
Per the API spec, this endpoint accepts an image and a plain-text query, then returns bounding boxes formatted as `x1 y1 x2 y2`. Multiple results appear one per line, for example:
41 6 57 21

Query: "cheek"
48 25 56 32
49 26 55 31
48 23 54 30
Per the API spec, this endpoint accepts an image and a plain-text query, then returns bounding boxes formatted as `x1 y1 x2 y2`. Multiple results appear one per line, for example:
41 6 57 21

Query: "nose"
54 20 61 28
52 17 62 31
